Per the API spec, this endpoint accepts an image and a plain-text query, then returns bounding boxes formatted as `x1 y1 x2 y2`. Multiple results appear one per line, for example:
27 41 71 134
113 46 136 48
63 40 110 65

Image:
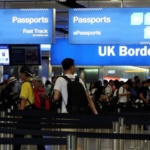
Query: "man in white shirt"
105 80 114 101
118 81 131 103
53 58 98 150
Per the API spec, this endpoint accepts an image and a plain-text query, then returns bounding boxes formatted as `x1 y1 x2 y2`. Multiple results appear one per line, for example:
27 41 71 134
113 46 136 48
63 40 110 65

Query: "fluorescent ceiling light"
125 70 146 73
111 0 120 1
58 0 67 2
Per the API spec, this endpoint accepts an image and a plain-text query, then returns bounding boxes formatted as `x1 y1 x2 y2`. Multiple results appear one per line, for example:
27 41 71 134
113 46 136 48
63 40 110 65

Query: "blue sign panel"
69 8 150 44
0 9 55 44
51 39 150 66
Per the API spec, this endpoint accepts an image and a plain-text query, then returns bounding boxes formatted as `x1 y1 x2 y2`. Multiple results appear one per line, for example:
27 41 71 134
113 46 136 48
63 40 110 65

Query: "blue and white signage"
69 8 150 44
51 39 150 66
0 9 55 44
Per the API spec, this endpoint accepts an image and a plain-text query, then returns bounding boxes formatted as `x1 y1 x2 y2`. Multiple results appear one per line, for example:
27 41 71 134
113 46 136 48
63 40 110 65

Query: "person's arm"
19 99 26 110
139 93 149 103
53 78 62 101
119 93 130 96
19 83 28 110
86 92 98 114
53 89 61 101
119 87 130 96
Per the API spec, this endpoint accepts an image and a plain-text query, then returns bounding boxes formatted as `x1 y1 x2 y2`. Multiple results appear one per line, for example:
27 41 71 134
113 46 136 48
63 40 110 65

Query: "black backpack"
62 76 88 114
112 87 125 103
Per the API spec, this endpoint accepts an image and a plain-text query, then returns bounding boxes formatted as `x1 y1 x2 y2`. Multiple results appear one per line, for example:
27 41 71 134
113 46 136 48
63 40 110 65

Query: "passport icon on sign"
144 13 150 25
131 13 143 25
144 26 150 39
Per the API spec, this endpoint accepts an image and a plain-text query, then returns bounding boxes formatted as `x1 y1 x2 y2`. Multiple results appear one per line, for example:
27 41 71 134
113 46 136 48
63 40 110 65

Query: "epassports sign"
51 39 150 66
0 9 55 44
69 8 150 44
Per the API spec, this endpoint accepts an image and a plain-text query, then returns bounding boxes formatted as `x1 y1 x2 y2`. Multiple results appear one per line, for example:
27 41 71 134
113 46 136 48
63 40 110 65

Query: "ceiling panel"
0 2 4 8
5 2 37 8
123 1 150 7
77 1 122 8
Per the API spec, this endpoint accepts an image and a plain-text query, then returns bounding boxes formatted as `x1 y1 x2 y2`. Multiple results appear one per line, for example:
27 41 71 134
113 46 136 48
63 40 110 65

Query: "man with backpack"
53 58 98 150
13 65 45 150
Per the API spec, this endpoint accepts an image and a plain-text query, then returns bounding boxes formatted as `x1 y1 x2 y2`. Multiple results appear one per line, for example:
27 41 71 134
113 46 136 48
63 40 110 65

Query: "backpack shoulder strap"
61 76 71 82
75 76 79 82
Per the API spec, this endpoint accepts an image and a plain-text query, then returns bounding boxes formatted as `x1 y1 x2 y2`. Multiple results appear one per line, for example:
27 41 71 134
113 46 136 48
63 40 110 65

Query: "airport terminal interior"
1 0 150 150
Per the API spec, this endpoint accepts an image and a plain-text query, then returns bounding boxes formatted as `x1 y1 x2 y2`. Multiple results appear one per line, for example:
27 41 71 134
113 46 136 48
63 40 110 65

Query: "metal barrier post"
96 129 101 150
10 106 14 150
112 121 119 150
0 111 6 150
84 129 88 150
134 125 138 149
119 118 124 150
57 109 61 150
26 135 31 150
148 126 150 150
52 128 56 150
137 125 144 149
129 125 135 149
67 134 77 150
6 109 11 150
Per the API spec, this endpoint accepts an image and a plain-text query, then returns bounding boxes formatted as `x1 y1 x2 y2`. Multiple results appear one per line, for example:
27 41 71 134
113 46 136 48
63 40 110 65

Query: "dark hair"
120 81 125 86
109 80 114 83
136 79 141 84
127 79 132 83
146 79 150 83
52 76 57 81
103 80 108 86
114 80 120 89
45 80 51 86
62 58 75 71
125 81 132 87
142 80 146 85
94 81 102 89
134 76 139 81
20 65 33 77
89 82 95 92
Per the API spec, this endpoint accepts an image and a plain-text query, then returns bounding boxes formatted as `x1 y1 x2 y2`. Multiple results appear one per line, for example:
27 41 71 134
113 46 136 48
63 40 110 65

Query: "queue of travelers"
0 58 149 150
89 76 150 105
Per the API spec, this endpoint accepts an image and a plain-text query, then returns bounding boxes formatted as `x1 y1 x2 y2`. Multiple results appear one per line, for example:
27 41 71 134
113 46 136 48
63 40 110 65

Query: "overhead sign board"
51 39 150 66
0 9 55 44
69 8 150 44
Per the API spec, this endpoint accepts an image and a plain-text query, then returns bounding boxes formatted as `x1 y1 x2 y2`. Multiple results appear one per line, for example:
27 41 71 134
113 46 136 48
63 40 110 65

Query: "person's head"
142 80 146 85
134 76 139 81
98 80 102 86
62 58 75 75
89 82 95 91
136 79 141 85
103 80 108 87
8 76 17 86
144 79 150 87
109 80 114 87
95 81 102 89
45 80 51 87
123 81 132 89
127 79 132 83
19 65 33 81
114 80 120 89
52 77 57 84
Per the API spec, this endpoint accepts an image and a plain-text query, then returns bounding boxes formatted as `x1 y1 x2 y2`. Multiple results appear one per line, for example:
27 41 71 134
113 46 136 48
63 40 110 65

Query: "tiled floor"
20 129 149 150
